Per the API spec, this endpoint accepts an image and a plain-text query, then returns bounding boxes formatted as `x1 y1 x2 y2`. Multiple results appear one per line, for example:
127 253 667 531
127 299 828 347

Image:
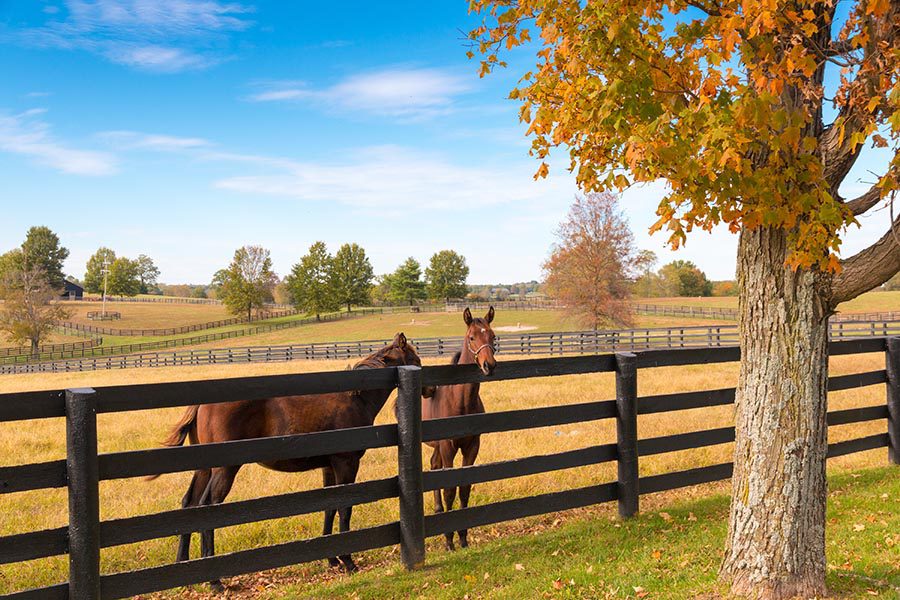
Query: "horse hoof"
327 557 341 568
340 559 358 574
459 538 469 548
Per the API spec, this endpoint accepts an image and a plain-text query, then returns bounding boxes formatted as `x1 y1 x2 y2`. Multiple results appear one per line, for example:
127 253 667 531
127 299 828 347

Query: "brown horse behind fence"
154 332 432 588
422 306 497 550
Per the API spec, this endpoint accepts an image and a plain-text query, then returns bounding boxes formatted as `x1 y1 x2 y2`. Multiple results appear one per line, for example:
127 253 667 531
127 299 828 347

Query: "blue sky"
0 1 893 285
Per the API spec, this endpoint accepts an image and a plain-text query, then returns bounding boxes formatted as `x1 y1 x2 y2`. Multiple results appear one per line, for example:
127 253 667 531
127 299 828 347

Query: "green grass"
246 467 899 600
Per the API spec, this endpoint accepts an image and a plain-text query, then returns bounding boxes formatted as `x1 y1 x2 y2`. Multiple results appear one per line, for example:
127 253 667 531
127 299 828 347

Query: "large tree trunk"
721 226 833 599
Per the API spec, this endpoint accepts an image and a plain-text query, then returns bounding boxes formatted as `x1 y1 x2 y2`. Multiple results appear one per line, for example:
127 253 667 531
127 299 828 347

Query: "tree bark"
721 226 833 599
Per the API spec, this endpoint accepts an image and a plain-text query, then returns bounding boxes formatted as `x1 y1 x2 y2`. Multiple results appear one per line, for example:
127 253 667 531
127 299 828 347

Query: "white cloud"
213 145 574 211
248 67 473 119
98 130 211 151
12 0 253 72
0 110 117 176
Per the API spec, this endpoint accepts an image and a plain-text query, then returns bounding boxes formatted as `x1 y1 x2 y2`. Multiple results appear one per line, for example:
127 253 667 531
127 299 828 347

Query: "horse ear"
485 306 495 324
463 307 473 326
394 332 407 348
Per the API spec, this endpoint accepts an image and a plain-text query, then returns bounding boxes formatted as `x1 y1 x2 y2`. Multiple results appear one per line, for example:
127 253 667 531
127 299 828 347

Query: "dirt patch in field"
494 324 538 332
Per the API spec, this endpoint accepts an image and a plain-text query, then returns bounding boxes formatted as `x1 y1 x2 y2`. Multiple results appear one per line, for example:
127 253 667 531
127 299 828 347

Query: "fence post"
887 337 900 465
66 388 100 600
615 352 639 518
396 365 426 569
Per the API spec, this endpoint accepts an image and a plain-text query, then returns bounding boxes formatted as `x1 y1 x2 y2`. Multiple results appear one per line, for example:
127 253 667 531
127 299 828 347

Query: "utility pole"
101 258 110 318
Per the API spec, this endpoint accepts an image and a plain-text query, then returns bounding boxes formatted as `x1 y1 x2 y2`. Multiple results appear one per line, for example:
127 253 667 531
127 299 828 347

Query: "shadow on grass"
264 467 898 600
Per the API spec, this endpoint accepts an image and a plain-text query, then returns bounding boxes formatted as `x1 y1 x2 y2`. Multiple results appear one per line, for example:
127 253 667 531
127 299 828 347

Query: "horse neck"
455 342 481 395
356 386 394 423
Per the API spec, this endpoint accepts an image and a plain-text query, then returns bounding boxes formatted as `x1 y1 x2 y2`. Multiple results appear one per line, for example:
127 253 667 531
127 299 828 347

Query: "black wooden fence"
633 303 900 323
0 338 100 360
1 338 897 599
7 321 900 375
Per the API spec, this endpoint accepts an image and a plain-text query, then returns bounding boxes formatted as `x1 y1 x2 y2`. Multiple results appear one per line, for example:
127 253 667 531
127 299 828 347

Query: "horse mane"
450 350 462 365
352 343 393 370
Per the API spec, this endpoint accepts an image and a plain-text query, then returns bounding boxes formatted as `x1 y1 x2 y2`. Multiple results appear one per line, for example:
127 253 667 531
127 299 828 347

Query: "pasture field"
62 301 232 328
635 290 900 314
0 350 891 596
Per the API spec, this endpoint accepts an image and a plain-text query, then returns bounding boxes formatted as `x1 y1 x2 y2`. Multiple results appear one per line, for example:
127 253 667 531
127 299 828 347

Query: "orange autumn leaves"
469 0 900 271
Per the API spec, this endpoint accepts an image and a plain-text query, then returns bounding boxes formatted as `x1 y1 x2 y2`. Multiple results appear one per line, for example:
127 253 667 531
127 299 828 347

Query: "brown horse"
156 333 431 585
422 306 496 550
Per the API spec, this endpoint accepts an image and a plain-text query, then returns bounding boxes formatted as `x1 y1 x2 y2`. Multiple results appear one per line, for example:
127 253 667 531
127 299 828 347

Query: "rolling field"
62 301 232 328
0 349 890 596
637 290 900 314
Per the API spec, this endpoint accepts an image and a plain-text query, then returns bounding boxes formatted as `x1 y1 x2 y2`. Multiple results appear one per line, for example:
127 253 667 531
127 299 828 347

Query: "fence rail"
7 321 900 375
0 338 896 599
0 338 100 360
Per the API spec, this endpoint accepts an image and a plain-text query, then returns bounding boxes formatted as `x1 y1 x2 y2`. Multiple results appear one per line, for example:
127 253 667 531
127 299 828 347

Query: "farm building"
62 280 84 300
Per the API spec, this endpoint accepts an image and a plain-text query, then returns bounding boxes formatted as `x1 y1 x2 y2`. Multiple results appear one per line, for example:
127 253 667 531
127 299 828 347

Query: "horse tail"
145 405 199 481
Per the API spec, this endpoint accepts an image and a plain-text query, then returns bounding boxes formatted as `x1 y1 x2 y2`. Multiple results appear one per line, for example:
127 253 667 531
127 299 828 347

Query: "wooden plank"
421 400 617 443
100 477 398 548
615 352 639 519
99 522 400 599
829 337 886 355
636 347 740 369
827 370 887 391
0 460 66 494
638 388 735 415
422 354 616 387
639 462 734 494
423 444 617 492
93 368 398 414
99 423 398 480
826 405 889 426
424 483 617 537
637 427 735 457
0 583 69 600
0 527 68 564
0 390 65 422
827 434 889 458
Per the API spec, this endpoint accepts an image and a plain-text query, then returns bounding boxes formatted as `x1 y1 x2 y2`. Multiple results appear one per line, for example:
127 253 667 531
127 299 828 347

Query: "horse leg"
322 467 341 569
457 437 480 548
177 469 210 562
440 442 459 551
201 466 240 591
332 456 361 573
430 446 445 515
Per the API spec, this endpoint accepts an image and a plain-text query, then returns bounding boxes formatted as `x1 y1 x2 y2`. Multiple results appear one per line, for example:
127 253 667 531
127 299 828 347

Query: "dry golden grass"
63 301 231 329
0 348 890 594
636 290 900 314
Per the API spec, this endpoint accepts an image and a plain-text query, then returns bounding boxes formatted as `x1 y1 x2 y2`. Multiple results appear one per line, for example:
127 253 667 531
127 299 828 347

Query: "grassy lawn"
237 467 898 600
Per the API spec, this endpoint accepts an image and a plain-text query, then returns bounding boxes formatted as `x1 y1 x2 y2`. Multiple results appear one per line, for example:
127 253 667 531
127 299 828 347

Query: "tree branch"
831 214 900 306
842 183 885 216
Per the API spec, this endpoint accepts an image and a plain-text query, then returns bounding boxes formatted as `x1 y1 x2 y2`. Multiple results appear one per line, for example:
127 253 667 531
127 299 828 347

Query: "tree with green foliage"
472 1 900 595
106 257 142 296
219 246 277 321
285 242 339 319
21 226 69 288
332 243 374 312
389 257 427 306
83 247 116 294
0 264 71 358
370 274 395 305
136 254 160 294
425 250 470 302
659 260 713 297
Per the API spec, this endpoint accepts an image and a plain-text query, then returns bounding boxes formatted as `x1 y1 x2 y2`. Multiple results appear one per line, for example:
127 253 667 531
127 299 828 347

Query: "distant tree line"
83 248 160 296
632 257 715 298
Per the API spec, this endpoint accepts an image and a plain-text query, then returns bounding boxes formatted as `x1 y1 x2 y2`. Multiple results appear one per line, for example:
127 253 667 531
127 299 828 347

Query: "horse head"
463 306 497 376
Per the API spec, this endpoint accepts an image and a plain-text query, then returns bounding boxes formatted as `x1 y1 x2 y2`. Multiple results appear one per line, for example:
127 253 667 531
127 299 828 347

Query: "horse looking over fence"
421 306 496 550
152 332 433 588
